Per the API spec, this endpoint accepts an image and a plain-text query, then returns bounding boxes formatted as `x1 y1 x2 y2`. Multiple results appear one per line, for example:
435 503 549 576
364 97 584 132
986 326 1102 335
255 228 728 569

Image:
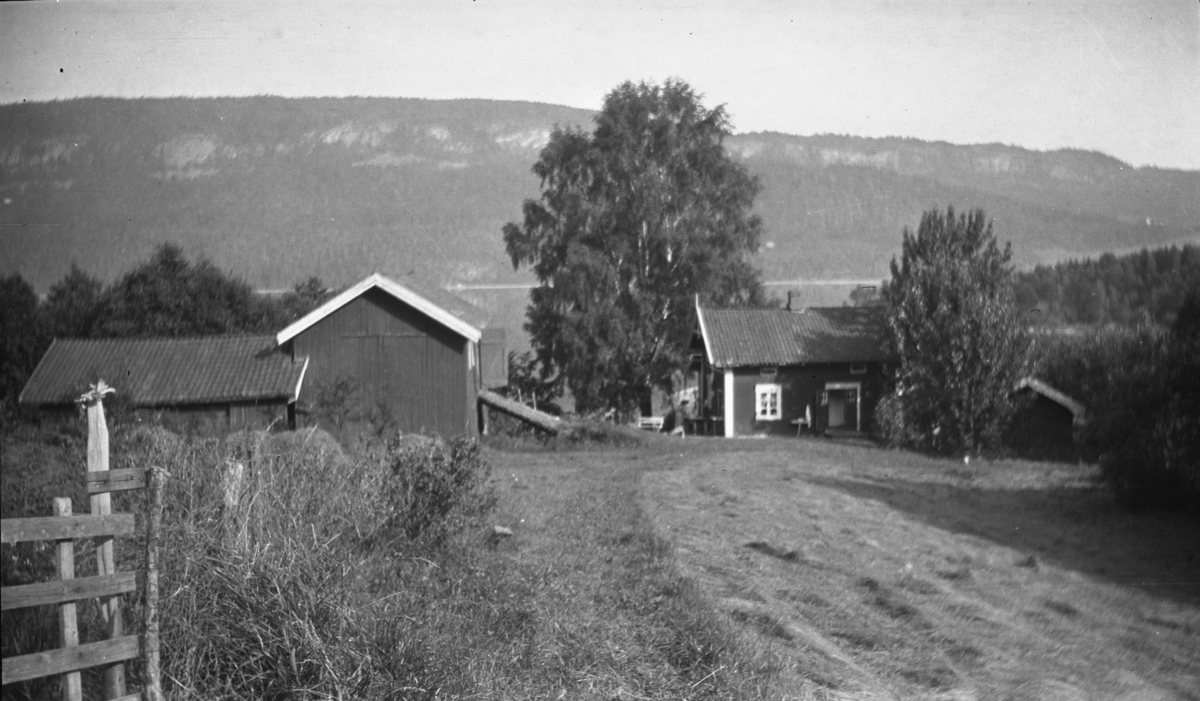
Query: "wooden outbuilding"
19 335 308 430
1008 377 1087 461
275 272 506 436
692 303 888 437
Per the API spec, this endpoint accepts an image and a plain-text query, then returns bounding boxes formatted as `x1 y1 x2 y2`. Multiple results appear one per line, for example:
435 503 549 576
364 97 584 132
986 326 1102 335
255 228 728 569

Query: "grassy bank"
638 436 1200 700
1 424 781 700
6 423 1197 699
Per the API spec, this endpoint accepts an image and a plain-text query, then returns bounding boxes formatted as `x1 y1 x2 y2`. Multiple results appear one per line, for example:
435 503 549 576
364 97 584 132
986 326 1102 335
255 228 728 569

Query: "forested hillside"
1014 244 1200 327
2 97 1196 295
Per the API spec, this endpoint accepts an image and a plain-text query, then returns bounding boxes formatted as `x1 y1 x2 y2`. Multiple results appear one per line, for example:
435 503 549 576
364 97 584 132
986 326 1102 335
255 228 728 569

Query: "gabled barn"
275 272 506 436
21 272 508 437
19 335 307 430
693 303 888 437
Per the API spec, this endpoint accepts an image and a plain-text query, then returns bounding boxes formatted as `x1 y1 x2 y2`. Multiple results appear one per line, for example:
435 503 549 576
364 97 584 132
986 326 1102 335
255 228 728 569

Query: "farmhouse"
19 335 308 430
1008 377 1087 461
21 272 508 436
692 303 887 437
275 272 506 436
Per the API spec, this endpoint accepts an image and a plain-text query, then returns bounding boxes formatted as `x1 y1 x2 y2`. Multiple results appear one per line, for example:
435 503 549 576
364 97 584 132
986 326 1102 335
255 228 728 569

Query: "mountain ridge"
2 96 1196 298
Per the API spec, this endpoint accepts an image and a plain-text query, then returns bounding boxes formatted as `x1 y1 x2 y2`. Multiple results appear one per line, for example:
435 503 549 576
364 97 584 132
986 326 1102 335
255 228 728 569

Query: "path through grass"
633 437 1200 700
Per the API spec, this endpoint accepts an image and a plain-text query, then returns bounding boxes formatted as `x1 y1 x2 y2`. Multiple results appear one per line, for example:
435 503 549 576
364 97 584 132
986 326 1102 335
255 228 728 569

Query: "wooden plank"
1 572 138 611
55 497 82 701
0 635 141 685
110 694 142 701
1 514 138 544
86 395 127 698
477 389 561 434
87 468 148 494
142 467 166 701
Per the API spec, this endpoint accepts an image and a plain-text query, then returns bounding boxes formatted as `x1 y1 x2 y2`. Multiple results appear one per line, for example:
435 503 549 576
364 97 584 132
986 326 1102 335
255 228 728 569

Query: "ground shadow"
806 472 1200 607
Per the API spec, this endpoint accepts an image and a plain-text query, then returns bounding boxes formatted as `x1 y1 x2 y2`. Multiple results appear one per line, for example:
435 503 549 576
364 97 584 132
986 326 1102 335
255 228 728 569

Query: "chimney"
787 291 793 311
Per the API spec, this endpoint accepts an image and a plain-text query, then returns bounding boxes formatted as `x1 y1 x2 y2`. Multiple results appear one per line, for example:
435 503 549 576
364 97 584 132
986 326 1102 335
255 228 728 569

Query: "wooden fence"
1 383 165 701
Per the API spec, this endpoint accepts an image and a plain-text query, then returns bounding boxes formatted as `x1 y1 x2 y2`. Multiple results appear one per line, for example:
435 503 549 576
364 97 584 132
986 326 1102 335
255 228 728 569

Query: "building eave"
275 273 483 346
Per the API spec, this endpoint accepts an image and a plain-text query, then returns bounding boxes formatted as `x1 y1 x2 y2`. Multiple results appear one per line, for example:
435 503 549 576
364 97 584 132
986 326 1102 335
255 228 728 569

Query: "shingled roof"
698 305 888 368
20 336 308 407
276 272 490 345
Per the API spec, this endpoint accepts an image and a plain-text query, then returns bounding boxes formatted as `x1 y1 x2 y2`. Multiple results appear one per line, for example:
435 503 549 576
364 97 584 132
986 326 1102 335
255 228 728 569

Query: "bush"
379 435 497 545
1034 321 1200 510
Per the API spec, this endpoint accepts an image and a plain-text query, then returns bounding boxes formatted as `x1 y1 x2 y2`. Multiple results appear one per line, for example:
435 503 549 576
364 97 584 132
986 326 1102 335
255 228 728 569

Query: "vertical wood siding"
291 288 474 436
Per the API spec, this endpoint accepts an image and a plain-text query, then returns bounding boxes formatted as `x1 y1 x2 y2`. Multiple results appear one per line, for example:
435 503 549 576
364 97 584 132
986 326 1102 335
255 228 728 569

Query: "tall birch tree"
503 79 765 414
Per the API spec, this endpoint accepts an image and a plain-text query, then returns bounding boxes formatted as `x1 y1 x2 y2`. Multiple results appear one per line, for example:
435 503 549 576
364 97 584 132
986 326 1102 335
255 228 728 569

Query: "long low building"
21 272 509 435
20 335 308 430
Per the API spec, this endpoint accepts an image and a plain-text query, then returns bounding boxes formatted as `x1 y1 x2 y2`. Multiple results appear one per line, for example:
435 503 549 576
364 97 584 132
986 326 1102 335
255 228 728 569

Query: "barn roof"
697 304 887 368
1016 377 1087 426
20 336 308 407
276 272 488 345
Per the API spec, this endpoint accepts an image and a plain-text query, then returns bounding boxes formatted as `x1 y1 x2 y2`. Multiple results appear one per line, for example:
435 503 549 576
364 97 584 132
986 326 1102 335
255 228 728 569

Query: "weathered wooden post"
53 497 83 701
221 459 249 551
143 466 166 701
76 381 126 699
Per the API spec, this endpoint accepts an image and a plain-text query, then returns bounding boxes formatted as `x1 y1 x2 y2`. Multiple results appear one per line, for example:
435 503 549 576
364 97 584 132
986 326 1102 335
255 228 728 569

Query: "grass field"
4 426 1198 700
488 435 1200 700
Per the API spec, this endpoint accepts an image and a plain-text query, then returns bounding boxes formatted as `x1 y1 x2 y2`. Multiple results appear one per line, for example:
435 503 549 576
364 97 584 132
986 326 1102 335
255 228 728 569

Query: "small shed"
20 335 307 430
693 303 888 437
1009 377 1087 461
275 272 503 436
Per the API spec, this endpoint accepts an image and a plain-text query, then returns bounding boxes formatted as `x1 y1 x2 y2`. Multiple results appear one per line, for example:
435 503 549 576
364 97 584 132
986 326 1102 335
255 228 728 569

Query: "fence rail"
1 513 139 544
0 383 165 701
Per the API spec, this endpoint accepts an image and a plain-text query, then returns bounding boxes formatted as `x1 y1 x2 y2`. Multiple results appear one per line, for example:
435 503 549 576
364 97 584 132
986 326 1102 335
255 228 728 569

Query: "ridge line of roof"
275 272 483 345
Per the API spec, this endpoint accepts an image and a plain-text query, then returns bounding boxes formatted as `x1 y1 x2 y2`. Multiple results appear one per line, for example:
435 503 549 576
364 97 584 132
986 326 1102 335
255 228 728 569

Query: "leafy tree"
43 264 104 338
503 79 766 414
882 206 1030 454
91 244 276 337
504 350 561 414
0 275 48 409
275 277 334 326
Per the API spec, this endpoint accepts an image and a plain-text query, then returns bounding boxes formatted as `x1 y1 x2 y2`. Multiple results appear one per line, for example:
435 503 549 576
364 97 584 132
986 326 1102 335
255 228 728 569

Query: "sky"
2 0 1198 170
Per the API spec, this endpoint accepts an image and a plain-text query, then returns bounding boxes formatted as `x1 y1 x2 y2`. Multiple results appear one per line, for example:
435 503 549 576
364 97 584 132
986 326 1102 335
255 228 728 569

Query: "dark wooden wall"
728 362 884 437
1008 393 1077 461
288 288 476 436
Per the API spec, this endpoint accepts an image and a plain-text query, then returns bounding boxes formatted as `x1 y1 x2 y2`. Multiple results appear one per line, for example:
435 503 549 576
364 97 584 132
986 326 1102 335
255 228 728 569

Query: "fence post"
142 466 166 701
53 497 83 701
77 381 126 699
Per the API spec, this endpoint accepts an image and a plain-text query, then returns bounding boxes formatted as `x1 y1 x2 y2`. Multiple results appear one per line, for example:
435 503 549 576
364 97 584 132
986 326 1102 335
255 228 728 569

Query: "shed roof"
276 272 488 345
1016 377 1087 426
20 336 308 407
698 305 887 368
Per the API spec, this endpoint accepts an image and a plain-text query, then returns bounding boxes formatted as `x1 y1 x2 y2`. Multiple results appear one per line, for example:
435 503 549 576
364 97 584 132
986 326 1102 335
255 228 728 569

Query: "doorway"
824 382 861 431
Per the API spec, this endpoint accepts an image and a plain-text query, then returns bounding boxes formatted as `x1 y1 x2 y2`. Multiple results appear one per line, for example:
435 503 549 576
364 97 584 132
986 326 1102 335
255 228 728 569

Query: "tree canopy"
882 207 1029 454
1 275 46 408
503 79 766 414
1013 244 1200 328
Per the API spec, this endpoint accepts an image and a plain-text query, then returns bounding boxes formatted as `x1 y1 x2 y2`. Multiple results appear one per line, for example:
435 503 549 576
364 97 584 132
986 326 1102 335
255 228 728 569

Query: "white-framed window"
850 364 867 375
756 383 782 421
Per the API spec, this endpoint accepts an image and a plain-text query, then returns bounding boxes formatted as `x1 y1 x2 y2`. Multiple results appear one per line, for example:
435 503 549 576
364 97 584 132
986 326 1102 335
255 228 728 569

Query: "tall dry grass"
118 426 498 699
